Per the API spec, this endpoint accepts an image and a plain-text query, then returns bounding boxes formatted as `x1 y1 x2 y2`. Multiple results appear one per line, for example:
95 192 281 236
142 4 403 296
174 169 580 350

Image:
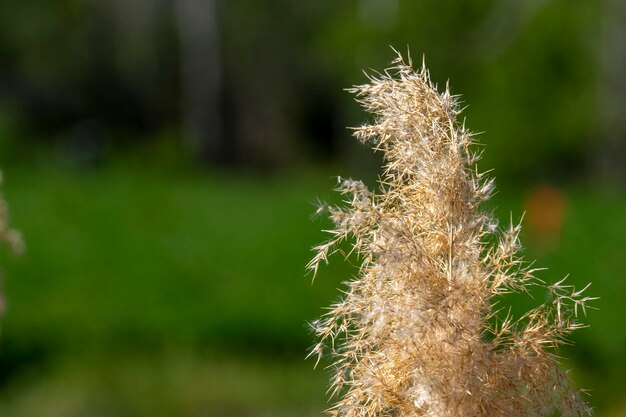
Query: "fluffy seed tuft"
308 51 593 417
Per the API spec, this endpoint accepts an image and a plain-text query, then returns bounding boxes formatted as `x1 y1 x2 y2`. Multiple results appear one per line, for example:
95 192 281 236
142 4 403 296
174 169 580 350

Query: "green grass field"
0 163 623 416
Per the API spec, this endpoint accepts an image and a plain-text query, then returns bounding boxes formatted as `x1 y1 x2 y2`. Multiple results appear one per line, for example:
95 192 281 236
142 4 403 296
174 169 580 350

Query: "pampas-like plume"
0 170 22 256
0 169 23 316
308 52 593 417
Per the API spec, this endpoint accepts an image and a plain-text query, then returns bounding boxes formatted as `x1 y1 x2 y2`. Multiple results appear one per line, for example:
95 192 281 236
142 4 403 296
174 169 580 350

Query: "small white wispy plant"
307 52 594 417
0 170 22 254
0 169 23 314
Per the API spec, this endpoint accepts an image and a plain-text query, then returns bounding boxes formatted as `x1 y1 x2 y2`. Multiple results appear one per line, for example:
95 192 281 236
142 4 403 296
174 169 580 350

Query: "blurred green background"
0 0 624 416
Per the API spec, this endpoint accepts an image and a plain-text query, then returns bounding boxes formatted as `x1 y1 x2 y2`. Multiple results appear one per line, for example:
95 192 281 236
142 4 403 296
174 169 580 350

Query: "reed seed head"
308 51 593 417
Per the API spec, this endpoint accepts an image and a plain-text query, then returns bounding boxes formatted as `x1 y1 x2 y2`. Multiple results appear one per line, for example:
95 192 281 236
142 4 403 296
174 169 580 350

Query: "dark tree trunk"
594 0 626 185
175 0 224 164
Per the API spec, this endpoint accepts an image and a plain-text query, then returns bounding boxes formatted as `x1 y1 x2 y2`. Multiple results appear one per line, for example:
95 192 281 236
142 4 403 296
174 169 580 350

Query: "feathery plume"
0 170 23 256
308 51 593 417
0 169 23 316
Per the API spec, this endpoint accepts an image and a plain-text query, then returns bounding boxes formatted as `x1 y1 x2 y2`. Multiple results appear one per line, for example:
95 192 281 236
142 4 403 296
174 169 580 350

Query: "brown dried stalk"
308 51 593 417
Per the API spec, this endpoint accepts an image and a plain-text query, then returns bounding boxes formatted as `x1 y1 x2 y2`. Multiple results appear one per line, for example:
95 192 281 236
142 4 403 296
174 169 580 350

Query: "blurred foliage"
0 0 604 179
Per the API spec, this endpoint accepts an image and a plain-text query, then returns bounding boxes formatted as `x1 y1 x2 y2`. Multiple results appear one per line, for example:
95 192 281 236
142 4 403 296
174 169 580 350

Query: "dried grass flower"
308 51 594 417
0 170 23 256
0 169 23 316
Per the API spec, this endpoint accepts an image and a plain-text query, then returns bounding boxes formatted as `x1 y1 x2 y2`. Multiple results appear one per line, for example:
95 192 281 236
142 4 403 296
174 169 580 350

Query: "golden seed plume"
308 51 593 417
